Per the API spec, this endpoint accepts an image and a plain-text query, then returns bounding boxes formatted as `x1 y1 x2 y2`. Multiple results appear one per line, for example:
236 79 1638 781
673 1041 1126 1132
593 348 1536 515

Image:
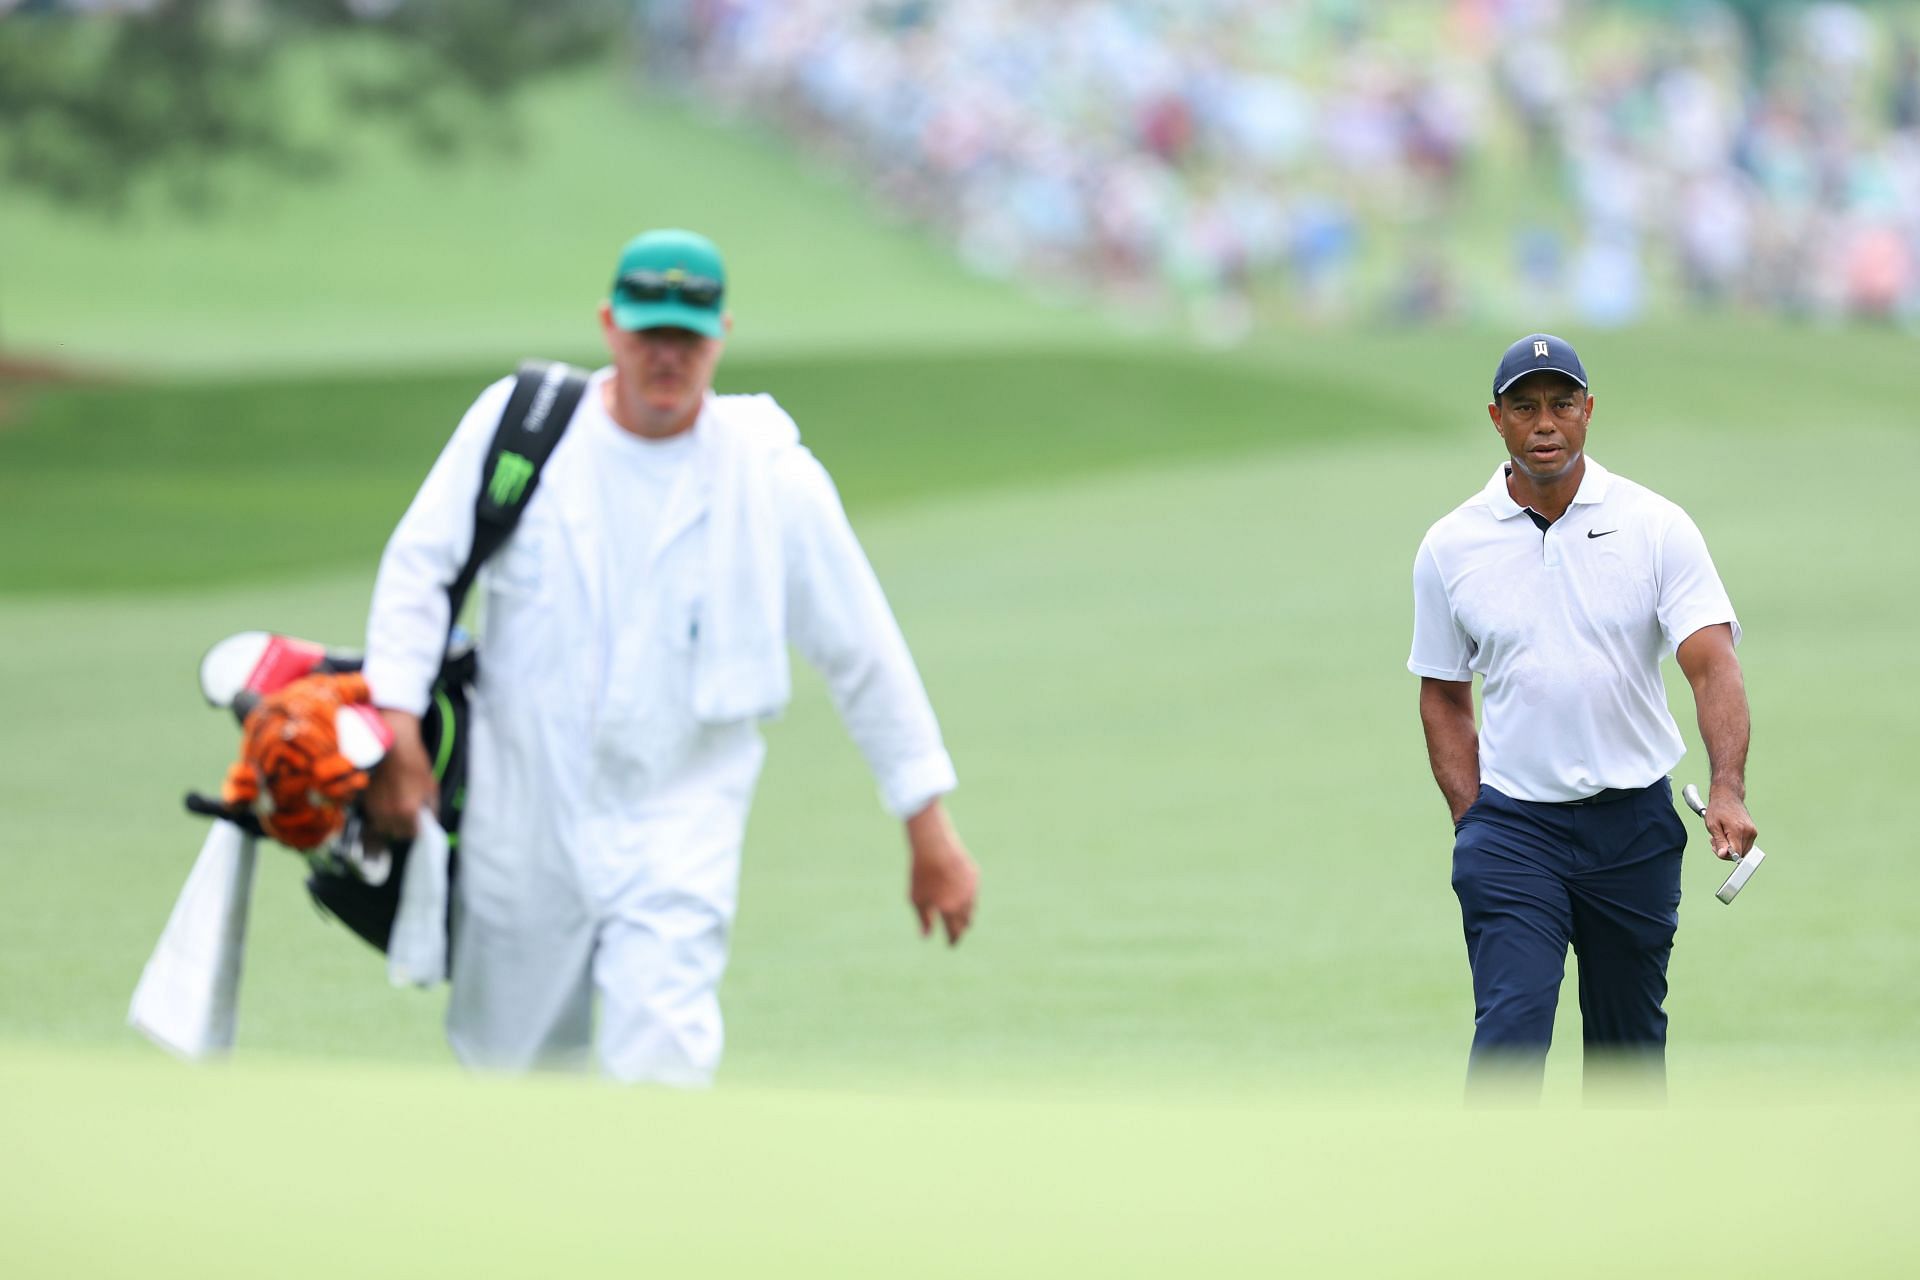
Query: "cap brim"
611 300 725 338
1495 365 1587 396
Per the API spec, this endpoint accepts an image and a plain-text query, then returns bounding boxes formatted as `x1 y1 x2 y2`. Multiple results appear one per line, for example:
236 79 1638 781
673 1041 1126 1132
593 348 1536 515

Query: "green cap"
609 229 728 338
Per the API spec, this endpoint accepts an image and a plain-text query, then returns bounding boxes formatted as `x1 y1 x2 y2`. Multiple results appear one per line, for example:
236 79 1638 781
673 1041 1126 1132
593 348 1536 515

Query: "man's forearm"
1694 659 1752 800
1425 727 1481 819
1419 679 1480 820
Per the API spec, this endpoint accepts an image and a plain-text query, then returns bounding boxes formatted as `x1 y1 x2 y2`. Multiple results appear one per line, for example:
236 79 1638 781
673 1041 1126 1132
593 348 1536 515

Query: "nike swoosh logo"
1587 529 1618 539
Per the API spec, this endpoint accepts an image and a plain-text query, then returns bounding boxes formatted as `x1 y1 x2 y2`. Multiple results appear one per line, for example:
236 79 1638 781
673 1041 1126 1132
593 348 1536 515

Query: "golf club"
1681 783 1766 904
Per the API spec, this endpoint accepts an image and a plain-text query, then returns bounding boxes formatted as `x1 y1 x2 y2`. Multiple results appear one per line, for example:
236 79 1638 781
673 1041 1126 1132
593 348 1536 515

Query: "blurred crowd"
640 0 1920 333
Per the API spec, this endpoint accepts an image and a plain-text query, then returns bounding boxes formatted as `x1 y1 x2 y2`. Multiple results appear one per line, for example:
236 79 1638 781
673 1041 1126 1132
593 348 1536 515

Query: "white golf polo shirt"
1408 456 1739 803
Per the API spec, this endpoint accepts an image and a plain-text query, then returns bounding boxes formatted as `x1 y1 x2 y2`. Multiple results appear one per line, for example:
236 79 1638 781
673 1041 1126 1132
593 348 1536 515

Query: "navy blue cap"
1492 333 1588 399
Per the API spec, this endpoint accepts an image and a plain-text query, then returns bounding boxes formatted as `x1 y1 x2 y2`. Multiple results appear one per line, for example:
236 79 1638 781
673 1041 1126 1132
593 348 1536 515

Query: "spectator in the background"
647 0 1920 331
1573 231 1645 328
1892 35 1920 130
1845 221 1916 319
1678 173 1756 305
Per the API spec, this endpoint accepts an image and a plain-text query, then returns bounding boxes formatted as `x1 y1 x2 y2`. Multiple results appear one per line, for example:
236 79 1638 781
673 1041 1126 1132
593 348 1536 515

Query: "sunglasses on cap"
616 268 724 309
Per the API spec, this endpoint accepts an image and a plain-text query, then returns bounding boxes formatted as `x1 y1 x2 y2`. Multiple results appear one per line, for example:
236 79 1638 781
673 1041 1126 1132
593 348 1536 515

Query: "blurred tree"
0 0 627 215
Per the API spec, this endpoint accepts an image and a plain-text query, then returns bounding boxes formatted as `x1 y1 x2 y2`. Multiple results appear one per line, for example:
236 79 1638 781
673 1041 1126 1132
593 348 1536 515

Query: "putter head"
1681 783 1708 817
1715 846 1765 905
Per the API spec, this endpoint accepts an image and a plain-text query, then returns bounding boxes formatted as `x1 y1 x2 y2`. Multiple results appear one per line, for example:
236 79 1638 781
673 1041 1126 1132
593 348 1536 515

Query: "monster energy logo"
488 451 536 506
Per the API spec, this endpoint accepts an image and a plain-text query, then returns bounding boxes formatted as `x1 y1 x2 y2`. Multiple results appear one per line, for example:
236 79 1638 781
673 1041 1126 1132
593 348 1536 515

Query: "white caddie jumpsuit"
363 370 956 1084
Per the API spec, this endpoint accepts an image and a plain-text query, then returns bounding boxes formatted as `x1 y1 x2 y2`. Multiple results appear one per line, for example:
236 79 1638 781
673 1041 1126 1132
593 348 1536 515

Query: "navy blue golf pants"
1451 779 1687 1080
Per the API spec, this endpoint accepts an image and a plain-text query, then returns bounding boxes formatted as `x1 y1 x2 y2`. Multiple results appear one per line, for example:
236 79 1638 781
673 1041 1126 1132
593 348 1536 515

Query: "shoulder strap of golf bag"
444 359 591 628
304 363 588 959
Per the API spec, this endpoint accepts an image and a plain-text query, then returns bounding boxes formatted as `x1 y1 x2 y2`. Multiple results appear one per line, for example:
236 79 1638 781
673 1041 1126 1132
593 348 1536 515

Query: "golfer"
1408 333 1756 1093
361 228 978 1084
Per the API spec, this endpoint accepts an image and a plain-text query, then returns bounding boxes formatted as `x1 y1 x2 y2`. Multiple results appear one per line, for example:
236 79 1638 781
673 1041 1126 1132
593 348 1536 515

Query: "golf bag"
185 360 589 955
302 642 474 952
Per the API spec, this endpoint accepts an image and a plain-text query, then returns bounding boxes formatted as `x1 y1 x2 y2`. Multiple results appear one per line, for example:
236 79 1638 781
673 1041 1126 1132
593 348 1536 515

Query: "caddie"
1408 333 1757 1094
361 228 978 1084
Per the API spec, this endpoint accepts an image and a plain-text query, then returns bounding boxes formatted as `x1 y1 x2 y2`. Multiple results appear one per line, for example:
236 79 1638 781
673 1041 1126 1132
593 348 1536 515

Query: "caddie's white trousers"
445 878 734 1085
444 699 763 1086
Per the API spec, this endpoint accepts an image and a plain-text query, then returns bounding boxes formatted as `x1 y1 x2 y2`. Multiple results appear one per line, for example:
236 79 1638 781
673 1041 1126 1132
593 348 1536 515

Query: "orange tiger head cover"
221 672 375 850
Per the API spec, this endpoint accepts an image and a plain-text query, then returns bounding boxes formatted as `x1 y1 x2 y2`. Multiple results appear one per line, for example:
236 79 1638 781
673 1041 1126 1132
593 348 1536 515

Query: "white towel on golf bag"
386 808 450 989
128 819 258 1059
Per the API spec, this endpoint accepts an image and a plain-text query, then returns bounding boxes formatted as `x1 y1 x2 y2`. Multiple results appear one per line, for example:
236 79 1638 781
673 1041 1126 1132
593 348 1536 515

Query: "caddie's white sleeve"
1407 536 1475 680
1656 506 1740 653
780 449 957 819
363 377 514 714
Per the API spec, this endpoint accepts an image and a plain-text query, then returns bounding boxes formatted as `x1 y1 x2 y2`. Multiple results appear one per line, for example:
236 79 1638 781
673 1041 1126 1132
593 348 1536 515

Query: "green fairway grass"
0 347 1427 595
4 393 1915 1267
2 1044 1915 1279
10 318 1914 596
3 332 1916 1099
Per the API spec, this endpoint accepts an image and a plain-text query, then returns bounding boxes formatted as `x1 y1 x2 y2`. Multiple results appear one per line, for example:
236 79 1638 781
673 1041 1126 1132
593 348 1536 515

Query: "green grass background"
3 62 1917 1277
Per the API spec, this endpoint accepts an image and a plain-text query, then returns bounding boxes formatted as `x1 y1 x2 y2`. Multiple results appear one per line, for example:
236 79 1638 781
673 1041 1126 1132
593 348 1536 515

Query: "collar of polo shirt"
1481 456 1614 519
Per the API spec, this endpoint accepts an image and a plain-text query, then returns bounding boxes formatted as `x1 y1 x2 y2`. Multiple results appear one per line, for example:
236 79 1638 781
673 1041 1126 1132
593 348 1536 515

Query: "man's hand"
1704 790 1758 861
364 708 437 845
906 798 977 946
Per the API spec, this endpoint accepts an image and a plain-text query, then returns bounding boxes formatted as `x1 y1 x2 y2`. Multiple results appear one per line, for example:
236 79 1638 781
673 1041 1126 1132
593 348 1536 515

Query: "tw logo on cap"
1493 332 1588 398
